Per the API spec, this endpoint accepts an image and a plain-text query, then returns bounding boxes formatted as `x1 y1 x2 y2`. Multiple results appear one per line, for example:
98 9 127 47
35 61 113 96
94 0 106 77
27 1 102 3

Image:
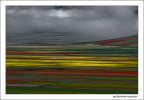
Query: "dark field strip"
7 74 138 81
6 45 138 94
7 49 137 55
6 45 138 55
6 66 138 71
7 70 138 76
6 86 138 94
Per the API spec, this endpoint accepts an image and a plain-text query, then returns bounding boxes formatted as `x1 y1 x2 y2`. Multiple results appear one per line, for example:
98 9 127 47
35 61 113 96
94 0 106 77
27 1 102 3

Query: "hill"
96 35 138 46
72 35 138 47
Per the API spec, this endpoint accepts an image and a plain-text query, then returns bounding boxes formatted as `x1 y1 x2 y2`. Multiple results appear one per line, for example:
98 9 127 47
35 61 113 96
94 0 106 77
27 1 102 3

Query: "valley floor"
6 45 138 94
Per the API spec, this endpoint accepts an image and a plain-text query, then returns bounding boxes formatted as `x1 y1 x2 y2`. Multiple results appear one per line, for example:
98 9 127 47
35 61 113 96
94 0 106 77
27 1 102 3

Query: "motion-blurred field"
6 44 138 94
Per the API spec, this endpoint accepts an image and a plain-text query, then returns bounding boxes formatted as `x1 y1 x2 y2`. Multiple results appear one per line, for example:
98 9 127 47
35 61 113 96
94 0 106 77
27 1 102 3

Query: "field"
6 44 138 94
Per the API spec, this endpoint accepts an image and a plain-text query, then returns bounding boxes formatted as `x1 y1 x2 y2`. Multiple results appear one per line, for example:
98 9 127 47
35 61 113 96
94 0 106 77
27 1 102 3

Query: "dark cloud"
6 6 138 44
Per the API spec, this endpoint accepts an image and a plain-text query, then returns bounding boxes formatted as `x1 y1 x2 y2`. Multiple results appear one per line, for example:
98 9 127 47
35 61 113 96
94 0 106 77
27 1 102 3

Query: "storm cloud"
6 6 138 44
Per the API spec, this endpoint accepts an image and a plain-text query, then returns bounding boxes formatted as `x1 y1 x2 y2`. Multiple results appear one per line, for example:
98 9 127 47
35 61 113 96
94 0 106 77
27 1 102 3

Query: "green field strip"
6 86 138 94
25 81 137 89
6 66 138 71
7 76 137 85
6 46 138 54
7 50 138 55
6 55 138 61
14 47 137 52
7 74 138 81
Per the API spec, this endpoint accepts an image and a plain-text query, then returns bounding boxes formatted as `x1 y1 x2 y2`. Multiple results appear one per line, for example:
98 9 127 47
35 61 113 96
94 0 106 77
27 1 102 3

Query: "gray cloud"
6 6 138 44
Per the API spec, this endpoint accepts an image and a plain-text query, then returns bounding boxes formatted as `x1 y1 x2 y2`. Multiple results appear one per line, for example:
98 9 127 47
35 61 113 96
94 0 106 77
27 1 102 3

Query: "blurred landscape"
6 35 138 94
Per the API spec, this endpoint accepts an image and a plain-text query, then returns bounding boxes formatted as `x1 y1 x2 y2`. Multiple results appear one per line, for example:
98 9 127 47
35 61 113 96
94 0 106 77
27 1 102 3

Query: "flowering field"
6 43 138 94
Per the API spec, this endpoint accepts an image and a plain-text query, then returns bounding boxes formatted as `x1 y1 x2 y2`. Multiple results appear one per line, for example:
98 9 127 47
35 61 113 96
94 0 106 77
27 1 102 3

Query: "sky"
6 6 138 44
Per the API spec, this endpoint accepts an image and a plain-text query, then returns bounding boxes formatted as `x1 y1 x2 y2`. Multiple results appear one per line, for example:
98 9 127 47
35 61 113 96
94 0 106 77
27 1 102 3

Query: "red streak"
6 79 54 83
117 42 137 46
7 70 138 77
7 52 84 55
99 37 135 45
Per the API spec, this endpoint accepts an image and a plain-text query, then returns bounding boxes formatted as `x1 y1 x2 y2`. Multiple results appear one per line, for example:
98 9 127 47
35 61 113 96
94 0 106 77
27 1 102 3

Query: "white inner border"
1 1 143 100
